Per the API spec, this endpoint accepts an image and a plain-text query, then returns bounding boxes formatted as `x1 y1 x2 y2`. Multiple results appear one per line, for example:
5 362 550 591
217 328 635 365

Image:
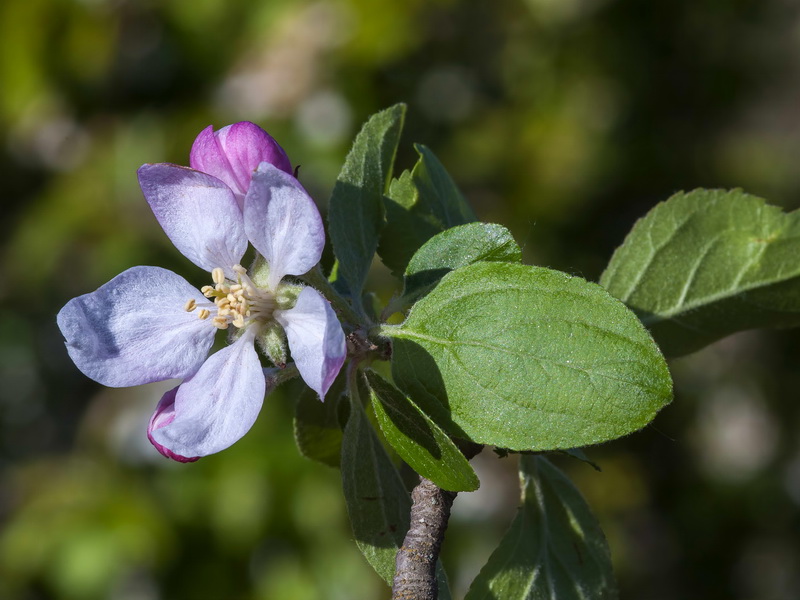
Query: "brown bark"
392 442 482 599
391 477 456 600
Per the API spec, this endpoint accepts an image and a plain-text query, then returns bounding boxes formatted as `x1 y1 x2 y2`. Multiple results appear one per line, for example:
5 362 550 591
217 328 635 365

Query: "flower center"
184 265 276 330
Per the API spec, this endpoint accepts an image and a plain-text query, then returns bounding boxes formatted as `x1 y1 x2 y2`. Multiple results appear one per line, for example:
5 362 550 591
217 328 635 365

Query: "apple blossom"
57 128 345 462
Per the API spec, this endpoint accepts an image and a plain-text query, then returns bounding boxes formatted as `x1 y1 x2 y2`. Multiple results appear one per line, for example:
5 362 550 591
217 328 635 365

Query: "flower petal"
189 126 241 196
149 330 266 458
57 266 216 387
147 387 200 462
244 162 325 290
138 163 246 275
190 122 292 202
274 287 346 398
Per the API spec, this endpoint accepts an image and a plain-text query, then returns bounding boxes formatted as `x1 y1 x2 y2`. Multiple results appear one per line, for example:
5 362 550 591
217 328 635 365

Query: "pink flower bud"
190 121 293 205
147 387 201 463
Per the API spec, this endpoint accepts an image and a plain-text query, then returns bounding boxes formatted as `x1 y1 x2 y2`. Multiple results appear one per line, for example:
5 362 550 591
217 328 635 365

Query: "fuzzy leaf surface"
386 262 672 450
401 222 521 306
293 375 346 467
465 456 617 600
413 144 477 227
601 189 800 357
379 145 477 276
329 104 405 302
341 382 409 584
340 380 452 597
366 370 479 492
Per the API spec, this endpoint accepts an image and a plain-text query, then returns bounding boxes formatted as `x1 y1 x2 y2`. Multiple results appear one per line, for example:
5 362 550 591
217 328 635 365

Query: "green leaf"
329 104 406 304
293 375 346 468
379 171 442 277
340 377 452 598
327 258 349 293
437 566 453 600
559 448 601 472
384 262 672 450
341 379 410 584
365 370 479 492
600 189 800 357
401 222 521 307
465 456 617 600
379 145 477 276
413 144 477 227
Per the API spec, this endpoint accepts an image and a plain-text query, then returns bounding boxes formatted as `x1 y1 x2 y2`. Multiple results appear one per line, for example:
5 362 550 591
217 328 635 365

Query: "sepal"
256 320 288 367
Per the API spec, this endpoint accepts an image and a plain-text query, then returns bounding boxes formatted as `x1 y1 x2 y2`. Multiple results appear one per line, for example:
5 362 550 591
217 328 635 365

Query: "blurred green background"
2 0 800 598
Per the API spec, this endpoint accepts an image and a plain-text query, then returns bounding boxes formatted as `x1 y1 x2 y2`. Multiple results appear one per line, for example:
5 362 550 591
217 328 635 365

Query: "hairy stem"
392 442 482 599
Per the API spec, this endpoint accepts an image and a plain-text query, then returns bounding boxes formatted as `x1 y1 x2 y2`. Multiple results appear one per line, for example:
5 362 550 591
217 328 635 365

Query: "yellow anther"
191 264 277 332
184 299 196 312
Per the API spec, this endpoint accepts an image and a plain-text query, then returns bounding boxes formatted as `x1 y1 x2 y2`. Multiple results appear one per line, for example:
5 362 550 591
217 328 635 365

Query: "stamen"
233 264 258 291
184 299 196 312
192 265 278 333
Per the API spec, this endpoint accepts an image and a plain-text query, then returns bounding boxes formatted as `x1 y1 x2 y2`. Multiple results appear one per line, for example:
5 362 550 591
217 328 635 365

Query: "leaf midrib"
637 269 800 325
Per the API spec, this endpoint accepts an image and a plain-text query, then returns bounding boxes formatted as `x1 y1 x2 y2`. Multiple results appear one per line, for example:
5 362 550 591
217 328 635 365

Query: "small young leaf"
293 375 346 468
384 262 672 451
401 222 521 306
465 456 617 600
601 189 800 357
413 144 477 227
340 377 453 597
329 104 406 304
379 171 442 277
365 370 479 492
379 145 477 276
